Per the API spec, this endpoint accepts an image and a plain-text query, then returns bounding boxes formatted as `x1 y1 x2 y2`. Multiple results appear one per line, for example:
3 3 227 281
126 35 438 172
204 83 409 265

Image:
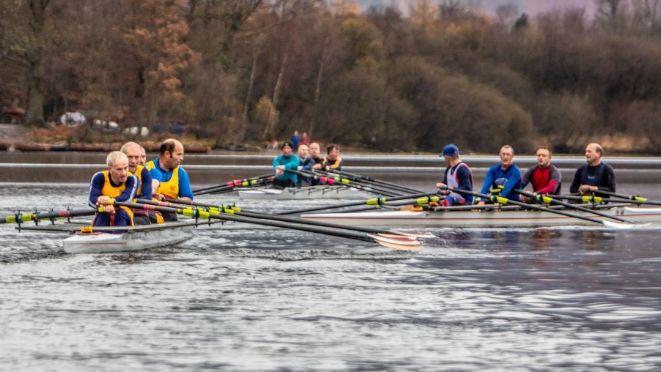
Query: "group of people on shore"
273 141 343 188
436 143 616 206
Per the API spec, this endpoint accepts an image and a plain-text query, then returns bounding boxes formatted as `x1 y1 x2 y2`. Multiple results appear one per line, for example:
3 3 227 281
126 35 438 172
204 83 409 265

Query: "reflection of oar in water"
514 189 636 224
276 192 442 215
0 208 97 225
287 169 400 197
113 200 422 250
136 198 433 240
594 190 661 206
316 169 424 195
441 186 633 228
321 169 425 194
193 174 273 196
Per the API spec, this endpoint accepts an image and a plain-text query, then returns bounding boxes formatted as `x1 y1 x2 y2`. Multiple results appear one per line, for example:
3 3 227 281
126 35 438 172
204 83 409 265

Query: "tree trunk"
25 0 51 127
242 48 258 126
262 49 288 140
309 37 330 138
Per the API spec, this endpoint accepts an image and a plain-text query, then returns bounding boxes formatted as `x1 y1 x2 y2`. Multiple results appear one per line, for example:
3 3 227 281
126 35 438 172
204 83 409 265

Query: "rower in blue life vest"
88 151 138 228
120 141 153 225
436 144 474 206
146 139 193 221
570 143 616 194
273 141 301 189
477 145 522 204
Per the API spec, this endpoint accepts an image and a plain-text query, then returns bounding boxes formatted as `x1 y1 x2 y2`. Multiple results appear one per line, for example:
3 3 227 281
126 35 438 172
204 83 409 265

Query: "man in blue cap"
436 144 474 205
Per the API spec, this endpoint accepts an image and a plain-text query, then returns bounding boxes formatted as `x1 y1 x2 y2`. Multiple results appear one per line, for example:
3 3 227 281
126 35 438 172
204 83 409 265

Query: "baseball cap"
440 144 460 157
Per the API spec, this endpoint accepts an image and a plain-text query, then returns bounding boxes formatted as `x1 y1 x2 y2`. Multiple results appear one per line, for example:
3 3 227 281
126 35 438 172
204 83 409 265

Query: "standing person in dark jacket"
570 143 616 194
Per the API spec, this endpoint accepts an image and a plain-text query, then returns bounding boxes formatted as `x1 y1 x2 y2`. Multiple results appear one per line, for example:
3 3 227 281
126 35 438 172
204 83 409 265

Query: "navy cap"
440 144 460 157
282 141 293 149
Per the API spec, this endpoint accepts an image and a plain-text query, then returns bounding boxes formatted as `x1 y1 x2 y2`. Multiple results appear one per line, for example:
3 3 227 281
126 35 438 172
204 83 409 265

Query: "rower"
273 141 300 189
309 142 324 185
570 143 616 194
146 139 193 221
297 144 313 187
435 144 473 206
477 145 521 204
321 144 343 171
120 141 152 225
88 151 138 228
520 146 562 202
139 145 147 166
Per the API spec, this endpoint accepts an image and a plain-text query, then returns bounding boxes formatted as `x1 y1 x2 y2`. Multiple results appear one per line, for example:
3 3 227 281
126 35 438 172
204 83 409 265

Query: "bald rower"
145 139 193 221
120 142 153 225
88 151 138 227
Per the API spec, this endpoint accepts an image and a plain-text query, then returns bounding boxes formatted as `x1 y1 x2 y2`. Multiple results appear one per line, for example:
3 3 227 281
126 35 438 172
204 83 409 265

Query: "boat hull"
63 225 194 254
238 186 372 200
301 207 661 228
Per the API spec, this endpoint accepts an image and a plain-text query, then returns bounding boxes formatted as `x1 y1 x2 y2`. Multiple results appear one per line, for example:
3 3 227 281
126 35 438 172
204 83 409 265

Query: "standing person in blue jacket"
477 145 522 204
273 141 301 189
291 130 300 151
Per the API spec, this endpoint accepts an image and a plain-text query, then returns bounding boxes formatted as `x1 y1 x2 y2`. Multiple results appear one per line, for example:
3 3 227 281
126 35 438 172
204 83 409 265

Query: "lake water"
1 155 661 371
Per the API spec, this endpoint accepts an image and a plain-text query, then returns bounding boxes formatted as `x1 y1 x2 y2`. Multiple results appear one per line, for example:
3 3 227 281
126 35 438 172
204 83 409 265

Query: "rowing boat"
18 220 218 253
238 185 373 200
301 206 661 228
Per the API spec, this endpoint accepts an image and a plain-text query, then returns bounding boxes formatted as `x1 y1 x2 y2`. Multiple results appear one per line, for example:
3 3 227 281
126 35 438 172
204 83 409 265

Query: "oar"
276 192 442 215
112 200 421 250
137 198 432 240
299 169 412 196
316 170 424 195
594 190 661 206
557 194 661 207
289 169 400 197
323 169 425 194
441 186 632 228
193 174 273 196
0 208 97 224
514 190 636 224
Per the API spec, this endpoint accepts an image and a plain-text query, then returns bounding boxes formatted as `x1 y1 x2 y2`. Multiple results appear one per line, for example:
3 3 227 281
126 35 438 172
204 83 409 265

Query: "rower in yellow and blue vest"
121 141 153 225
145 139 193 221
88 151 138 228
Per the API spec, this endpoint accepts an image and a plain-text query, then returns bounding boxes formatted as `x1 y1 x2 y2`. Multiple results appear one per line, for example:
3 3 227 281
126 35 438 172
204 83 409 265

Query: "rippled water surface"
2 184 661 371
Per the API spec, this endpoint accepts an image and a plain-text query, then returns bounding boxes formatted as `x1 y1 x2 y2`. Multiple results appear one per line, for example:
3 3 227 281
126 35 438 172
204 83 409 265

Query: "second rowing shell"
301 206 661 228
238 186 373 200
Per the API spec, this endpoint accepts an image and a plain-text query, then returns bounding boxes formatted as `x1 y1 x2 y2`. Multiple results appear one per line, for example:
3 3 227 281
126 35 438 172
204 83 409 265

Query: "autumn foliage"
2 0 661 153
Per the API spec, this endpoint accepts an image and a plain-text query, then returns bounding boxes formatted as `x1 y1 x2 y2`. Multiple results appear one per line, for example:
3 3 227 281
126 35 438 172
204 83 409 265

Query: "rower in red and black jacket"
569 143 616 194
521 147 562 195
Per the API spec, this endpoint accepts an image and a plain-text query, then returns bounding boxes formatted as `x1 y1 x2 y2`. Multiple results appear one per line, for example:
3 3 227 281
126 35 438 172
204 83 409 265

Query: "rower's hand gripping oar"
112 200 422 250
440 186 634 228
515 189 637 224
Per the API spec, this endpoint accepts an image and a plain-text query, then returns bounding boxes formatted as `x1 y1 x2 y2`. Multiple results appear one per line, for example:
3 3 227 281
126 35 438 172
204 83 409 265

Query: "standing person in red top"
520 147 562 201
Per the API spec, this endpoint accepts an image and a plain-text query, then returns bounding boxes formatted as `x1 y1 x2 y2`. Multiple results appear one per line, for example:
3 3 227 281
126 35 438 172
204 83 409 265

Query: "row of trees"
2 0 661 153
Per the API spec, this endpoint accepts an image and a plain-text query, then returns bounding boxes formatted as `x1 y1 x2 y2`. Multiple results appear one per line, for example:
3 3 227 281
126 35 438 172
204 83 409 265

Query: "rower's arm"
141 167 153 198
88 172 105 208
500 167 522 199
569 167 583 194
178 168 194 200
114 175 138 202
480 167 495 195
598 164 616 192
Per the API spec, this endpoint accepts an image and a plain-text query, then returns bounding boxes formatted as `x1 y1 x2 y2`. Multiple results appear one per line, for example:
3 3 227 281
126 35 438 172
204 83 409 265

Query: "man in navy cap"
273 141 301 189
436 144 474 205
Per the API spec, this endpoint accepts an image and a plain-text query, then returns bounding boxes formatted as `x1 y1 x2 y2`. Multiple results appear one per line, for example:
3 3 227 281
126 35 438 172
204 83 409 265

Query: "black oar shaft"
318 170 423 194
446 187 607 225
115 201 382 244
276 192 438 215
594 190 661 206
0 209 97 224
326 169 424 193
515 190 634 224
290 169 400 197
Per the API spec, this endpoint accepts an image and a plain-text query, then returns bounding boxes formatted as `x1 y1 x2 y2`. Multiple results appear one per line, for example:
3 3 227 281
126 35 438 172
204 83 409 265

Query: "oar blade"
369 234 422 250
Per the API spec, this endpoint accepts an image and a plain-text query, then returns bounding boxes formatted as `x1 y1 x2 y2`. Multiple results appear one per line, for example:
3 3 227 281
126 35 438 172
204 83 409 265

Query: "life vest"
146 160 180 199
130 164 145 197
95 170 134 226
445 162 473 201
